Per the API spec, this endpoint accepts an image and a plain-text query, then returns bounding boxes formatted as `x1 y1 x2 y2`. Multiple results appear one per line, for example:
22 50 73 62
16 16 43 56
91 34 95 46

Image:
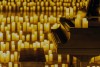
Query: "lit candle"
21 43 24 49
5 42 9 50
14 63 18 67
1 23 5 32
44 15 48 23
45 65 49 67
51 65 54 67
34 31 37 40
67 54 70 63
22 35 25 41
30 16 33 23
12 22 15 32
19 31 23 39
54 64 58 67
40 34 44 42
33 15 38 24
33 43 37 50
75 18 81 28
62 64 66 67
6 51 10 63
0 51 3 62
82 18 88 28
1 53 5 63
11 41 15 51
45 55 49 63
1 42 5 51
7 17 10 23
8 62 12 67
19 17 23 23
24 42 29 48
7 34 11 41
44 23 50 33
49 16 54 24
36 42 40 48
14 51 18 62
58 54 62 63
26 34 30 41
37 6 40 11
69 7 74 18
49 54 53 62
18 40 22 51
66 8 70 18
23 22 27 32
0 32 3 41
11 54 14 62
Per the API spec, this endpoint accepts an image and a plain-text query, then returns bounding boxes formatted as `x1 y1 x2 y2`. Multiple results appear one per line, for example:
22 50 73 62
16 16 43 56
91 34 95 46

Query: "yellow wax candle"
19 31 22 39
2 18 6 24
14 63 18 67
30 16 33 23
62 64 66 67
44 23 50 33
32 34 35 41
1 24 5 32
7 17 10 23
1 42 5 51
54 64 58 67
50 44 54 50
12 33 15 40
0 32 3 41
34 31 37 40
49 16 54 24
27 23 30 32
45 55 49 63
11 41 15 51
75 19 81 28
21 43 24 49
44 15 48 23
51 65 54 67
18 40 22 51
24 42 29 48
33 6 36 11
33 43 37 50
66 8 70 18
40 34 44 42
82 18 88 28
37 6 40 11
53 6 56 11
14 51 18 62
11 54 14 62
33 15 38 24
45 65 49 67
15 16 19 22
67 54 70 63
73 57 77 64
26 34 30 41
58 54 62 63
22 35 25 41
48 50 52 55
11 16 14 22
23 22 27 32
8 62 12 67
69 7 74 18
12 22 15 32
19 17 23 23
0 51 3 62
5 42 9 50
36 42 40 48
41 1 44 6
1 53 5 63
6 51 10 63
49 54 53 62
